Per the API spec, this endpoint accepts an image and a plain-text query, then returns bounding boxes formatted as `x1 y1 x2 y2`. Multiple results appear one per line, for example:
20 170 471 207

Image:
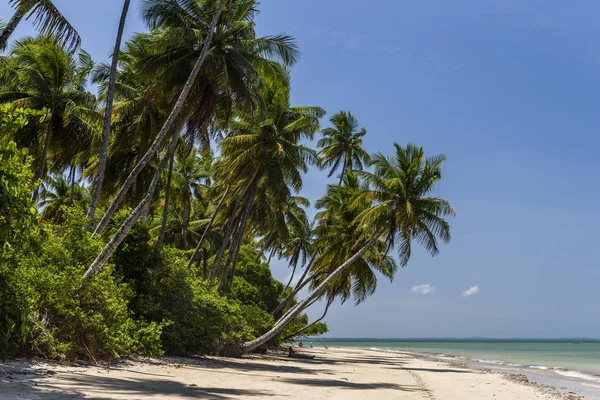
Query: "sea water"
309 339 600 398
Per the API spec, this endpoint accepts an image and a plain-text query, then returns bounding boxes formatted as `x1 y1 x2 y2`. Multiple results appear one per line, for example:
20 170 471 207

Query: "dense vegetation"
0 0 454 360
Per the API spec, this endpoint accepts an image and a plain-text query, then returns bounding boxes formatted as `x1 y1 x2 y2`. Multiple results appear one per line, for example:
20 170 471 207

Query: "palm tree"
238 143 455 354
207 71 324 287
86 0 132 227
156 144 207 249
318 111 370 185
0 36 99 201
91 0 300 236
39 175 89 222
0 0 80 51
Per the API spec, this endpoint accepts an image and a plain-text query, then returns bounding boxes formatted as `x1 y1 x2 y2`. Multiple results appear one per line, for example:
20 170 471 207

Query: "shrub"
0 208 164 359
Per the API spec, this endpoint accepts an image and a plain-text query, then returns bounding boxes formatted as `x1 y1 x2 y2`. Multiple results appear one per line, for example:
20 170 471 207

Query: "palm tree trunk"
218 188 254 290
187 186 230 269
202 248 208 278
282 298 333 342
0 7 26 51
208 171 259 283
86 0 131 228
32 124 52 202
267 248 275 264
240 236 380 354
157 151 174 248
83 134 179 280
92 0 227 236
271 256 315 316
182 198 190 250
338 155 347 186
69 164 76 205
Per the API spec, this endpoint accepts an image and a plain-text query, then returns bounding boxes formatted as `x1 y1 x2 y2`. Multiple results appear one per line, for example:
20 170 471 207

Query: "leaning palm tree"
0 0 80 51
318 111 371 185
238 143 455 355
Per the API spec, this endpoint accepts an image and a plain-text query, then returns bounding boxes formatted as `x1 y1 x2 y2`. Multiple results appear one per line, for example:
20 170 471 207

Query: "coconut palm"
0 36 99 201
207 71 324 286
239 143 455 354
91 0 300 237
318 111 370 185
86 0 132 226
39 175 89 222
0 0 80 51
87 34 170 209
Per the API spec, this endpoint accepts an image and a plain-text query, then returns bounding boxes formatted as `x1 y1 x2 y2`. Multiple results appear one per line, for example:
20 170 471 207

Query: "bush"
0 208 164 359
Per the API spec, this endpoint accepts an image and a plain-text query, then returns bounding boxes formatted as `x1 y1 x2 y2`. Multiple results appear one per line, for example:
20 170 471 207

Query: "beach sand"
0 347 571 399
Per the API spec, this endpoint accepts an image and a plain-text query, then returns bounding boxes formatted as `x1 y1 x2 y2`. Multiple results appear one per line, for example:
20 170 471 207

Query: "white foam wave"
555 370 600 383
529 365 549 370
477 359 502 365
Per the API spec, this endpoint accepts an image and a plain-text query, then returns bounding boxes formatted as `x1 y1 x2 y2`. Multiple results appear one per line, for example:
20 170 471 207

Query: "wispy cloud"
410 284 435 295
375 43 402 54
462 286 480 297
344 33 371 51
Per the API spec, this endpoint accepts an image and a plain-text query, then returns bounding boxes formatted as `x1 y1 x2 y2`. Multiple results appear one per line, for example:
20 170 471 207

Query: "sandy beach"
0 347 575 399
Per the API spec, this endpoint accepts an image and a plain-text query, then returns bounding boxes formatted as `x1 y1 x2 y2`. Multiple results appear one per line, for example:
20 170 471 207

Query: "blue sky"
2 0 600 338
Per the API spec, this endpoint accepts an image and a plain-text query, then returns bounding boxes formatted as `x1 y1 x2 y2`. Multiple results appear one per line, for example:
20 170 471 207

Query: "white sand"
0 347 566 399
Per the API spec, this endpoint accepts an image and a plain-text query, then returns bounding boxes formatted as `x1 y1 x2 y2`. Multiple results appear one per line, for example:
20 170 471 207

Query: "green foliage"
229 246 284 313
121 246 252 355
0 208 164 359
0 134 37 254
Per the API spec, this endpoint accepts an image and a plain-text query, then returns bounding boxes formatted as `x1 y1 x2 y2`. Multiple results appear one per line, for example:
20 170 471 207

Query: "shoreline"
339 346 599 399
0 347 584 399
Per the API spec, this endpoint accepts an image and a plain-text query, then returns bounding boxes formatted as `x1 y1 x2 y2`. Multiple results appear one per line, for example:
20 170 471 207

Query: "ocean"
309 339 600 399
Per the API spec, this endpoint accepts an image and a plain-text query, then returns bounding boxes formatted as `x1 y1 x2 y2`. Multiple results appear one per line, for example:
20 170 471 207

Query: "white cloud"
410 284 435 295
462 286 480 297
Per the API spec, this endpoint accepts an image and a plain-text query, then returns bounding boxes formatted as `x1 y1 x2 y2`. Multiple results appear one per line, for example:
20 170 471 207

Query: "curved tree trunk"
240 236 380 354
187 186 230 269
282 298 333 342
157 151 175 248
271 256 315 316
92 0 227 236
0 7 26 51
86 0 131 229
82 134 179 280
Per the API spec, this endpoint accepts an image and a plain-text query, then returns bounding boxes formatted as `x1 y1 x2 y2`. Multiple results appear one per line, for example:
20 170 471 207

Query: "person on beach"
299 341 304 348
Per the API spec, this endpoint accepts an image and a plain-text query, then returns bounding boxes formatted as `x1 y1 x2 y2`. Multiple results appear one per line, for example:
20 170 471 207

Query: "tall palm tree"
207 71 324 286
86 0 132 227
0 0 80 51
91 0 301 236
318 111 370 185
239 143 455 354
0 36 99 201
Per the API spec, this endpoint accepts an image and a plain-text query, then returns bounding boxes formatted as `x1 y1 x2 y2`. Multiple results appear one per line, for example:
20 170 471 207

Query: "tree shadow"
276 377 422 391
4 373 274 399
163 355 337 376
402 367 472 374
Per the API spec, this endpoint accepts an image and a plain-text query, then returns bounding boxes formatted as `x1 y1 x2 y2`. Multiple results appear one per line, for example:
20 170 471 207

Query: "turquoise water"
310 339 600 375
